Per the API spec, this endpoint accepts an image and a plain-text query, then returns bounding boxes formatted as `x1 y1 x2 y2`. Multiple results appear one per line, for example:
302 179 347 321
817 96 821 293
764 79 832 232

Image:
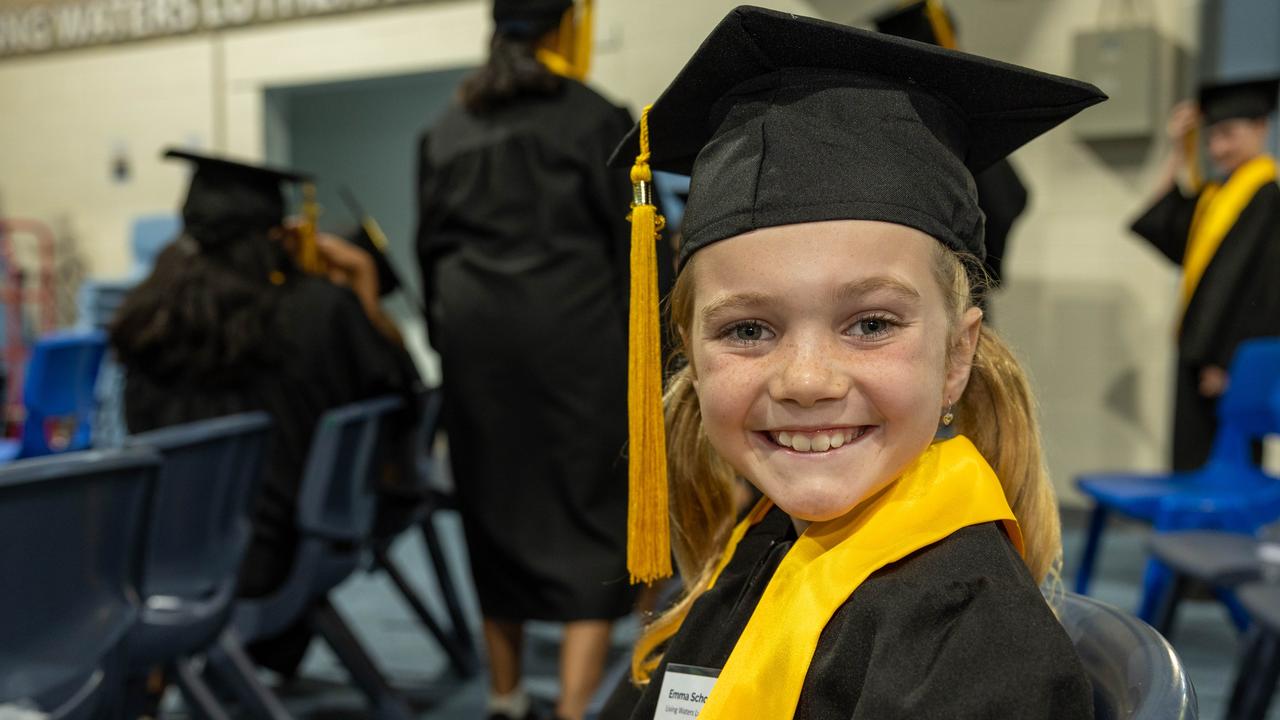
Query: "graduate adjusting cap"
164 148 311 244
873 0 957 49
1199 76 1280 127
612 5 1105 583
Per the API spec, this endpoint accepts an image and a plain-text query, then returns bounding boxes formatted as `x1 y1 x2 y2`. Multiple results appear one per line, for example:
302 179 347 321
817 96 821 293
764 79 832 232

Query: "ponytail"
937 247 1061 585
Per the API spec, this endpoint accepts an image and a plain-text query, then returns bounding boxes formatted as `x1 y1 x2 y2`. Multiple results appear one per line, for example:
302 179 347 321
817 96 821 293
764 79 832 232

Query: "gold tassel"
627 105 671 584
923 0 957 50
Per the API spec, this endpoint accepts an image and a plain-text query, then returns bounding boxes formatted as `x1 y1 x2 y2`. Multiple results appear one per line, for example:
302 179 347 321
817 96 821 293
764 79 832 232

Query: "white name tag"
654 663 720 719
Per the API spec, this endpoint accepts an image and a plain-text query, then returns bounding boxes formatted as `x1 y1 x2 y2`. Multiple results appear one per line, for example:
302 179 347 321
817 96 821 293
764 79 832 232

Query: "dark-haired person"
414 2 666 718
1131 78 1280 471
112 150 420 677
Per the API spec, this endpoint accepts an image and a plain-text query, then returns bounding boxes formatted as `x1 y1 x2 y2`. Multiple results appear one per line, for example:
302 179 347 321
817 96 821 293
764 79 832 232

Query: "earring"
941 403 955 427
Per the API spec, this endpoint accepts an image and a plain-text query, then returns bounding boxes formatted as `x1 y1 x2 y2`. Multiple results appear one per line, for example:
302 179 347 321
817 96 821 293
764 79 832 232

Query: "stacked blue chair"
0 330 108 462
123 412 273 719
1057 591 1198 719
0 447 158 718
1074 338 1280 621
207 395 413 720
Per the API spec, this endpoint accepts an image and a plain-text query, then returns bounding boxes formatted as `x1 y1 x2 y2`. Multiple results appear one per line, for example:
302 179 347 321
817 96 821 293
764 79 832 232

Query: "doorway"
264 66 472 383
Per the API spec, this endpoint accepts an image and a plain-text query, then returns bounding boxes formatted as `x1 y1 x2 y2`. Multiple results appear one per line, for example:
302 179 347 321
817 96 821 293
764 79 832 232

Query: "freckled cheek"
693 354 766 443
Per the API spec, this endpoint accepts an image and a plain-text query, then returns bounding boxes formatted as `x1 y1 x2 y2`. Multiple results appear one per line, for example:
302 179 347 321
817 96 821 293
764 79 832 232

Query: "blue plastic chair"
123 412 272 718
1074 338 1280 621
369 387 477 678
206 395 413 720
0 330 108 463
1057 591 1198 719
0 447 158 719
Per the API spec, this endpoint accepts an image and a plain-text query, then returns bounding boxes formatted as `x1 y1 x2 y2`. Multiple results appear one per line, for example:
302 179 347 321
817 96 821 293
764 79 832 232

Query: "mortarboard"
164 148 310 243
872 0 957 49
613 5 1105 583
339 187 404 298
492 0 572 37
1199 76 1280 127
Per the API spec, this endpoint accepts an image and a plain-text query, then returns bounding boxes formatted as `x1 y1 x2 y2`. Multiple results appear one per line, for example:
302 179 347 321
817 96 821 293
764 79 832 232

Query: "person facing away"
110 149 420 677
872 0 1030 304
1130 77 1280 472
599 7 1105 719
414 1 668 718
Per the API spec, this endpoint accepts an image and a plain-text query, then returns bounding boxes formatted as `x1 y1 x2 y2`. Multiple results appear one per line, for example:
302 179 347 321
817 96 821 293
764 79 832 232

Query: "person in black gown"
111 149 420 676
873 0 1029 304
600 7 1103 719
1130 77 1280 471
414 2 664 718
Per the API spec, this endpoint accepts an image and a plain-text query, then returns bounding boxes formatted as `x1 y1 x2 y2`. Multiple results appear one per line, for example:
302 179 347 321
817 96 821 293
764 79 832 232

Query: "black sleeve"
1129 187 1199 265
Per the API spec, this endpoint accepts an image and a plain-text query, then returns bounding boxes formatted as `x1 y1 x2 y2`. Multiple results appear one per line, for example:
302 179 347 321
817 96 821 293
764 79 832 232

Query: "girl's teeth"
771 429 866 453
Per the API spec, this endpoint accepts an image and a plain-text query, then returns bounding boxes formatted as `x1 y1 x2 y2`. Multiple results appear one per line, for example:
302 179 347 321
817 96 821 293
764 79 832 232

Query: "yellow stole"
535 0 593 81
1179 154 1277 319
699 435 1022 719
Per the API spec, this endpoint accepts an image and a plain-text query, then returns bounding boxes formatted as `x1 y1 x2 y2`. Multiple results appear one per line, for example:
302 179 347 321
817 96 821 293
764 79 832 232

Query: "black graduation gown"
974 158 1029 290
601 507 1094 720
1130 181 1280 470
123 276 420 671
415 79 652 621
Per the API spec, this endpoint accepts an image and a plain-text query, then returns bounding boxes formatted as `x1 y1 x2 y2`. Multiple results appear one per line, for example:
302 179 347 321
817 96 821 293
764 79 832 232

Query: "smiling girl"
600 7 1106 720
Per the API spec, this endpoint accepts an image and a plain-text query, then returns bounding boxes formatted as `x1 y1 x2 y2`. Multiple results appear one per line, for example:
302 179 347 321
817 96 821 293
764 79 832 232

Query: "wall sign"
0 0 433 57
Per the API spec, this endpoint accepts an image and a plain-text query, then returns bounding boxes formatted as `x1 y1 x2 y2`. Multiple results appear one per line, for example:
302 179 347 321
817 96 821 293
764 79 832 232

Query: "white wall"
0 0 1203 500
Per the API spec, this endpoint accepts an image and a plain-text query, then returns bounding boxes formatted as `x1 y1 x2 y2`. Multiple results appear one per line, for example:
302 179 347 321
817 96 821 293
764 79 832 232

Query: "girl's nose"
769 337 849 407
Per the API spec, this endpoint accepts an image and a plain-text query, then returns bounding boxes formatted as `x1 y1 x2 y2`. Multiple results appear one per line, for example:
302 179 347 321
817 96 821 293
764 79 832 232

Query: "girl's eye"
721 321 774 346
848 315 898 339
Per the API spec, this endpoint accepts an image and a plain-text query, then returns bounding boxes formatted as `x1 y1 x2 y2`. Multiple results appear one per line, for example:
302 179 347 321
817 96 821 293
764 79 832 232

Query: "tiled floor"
193 510 1275 719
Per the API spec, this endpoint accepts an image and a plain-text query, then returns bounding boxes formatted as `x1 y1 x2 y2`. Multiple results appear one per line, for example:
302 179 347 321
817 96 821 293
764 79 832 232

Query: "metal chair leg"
421 509 475 655
205 629 295 720
1150 571 1189 640
170 657 233 720
309 596 415 720
1227 626 1280 720
1074 505 1109 595
1136 557 1174 623
374 543 477 677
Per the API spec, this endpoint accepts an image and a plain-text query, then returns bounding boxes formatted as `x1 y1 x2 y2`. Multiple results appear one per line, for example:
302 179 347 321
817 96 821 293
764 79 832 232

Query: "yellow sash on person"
534 0 593 81
699 435 1022 720
1179 154 1277 319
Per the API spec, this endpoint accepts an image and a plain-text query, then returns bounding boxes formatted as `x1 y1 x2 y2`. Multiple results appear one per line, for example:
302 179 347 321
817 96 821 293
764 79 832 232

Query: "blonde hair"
630 242 1062 685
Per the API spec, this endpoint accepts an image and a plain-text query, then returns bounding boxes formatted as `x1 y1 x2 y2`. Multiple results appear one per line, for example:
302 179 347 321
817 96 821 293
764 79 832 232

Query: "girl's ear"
944 306 983 404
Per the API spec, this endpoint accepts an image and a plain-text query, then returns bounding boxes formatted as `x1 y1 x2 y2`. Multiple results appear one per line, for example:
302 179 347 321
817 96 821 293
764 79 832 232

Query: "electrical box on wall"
1071 27 1186 140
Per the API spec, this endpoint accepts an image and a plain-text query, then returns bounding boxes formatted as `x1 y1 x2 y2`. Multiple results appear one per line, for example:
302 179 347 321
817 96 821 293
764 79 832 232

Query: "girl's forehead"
690 220 939 284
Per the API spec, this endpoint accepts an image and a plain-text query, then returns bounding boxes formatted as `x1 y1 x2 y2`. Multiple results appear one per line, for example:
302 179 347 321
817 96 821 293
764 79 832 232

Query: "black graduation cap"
492 0 571 37
338 187 402 298
609 5 1105 268
873 0 957 48
1199 77 1279 127
164 148 310 241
